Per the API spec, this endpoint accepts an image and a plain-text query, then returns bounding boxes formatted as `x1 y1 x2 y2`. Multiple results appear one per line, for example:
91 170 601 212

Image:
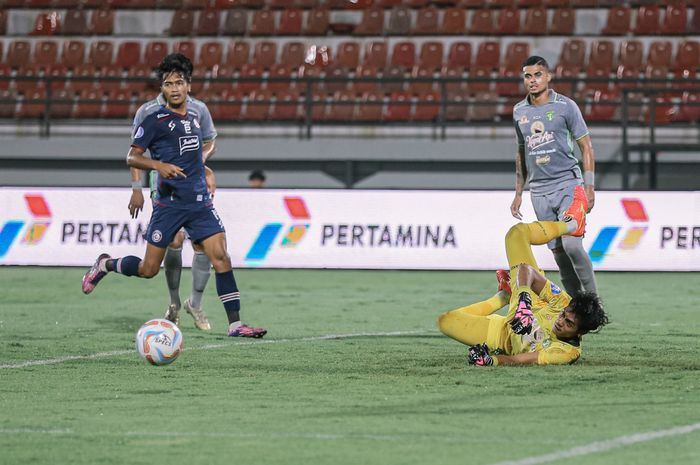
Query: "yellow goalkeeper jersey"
505 281 582 365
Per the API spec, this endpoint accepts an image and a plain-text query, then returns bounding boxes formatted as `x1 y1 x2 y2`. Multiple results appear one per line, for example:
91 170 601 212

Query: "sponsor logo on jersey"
179 136 200 155
527 121 555 151
519 115 529 124
157 113 168 118
168 121 176 131
181 120 192 134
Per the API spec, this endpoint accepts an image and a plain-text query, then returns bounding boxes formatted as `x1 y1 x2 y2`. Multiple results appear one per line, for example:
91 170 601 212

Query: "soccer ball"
135 319 183 366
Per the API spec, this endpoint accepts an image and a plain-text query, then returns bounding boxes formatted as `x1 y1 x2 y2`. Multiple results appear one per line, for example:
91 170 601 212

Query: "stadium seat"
270 90 300 121
544 0 570 6
73 89 103 118
278 9 303 35
99 65 123 94
554 63 579 96
549 8 575 35
413 7 439 35
325 90 355 122
418 42 443 71
619 40 643 70
601 6 631 35
62 10 87 36
209 64 236 93
469 9 494 35
250 9 275 36
266 64 294 93
585 89 618 122
226 41 250 69
672 91 700 122
302 92 326 121
61 40 85 69
589 40 614 72
70 65 98 93
15 66 44 94
102 90 131 119
18 88 47 118
280 41 306 69
7 41 31 69
516 0 543 6
32 12 61 36
661 4 687 34
409 65 434 95
198 42 224 68
503 42 530 71
583 65 610 95
634 5 660 35
46 65 68 92
170 10 196 36
412 91 439 121
674 41 700 72
90 10 115 35
558 39 586 68
145 42 168 66
336 41 361 70
466 66 492 95
496 67 521 96
304 8 329 36
391 42 416 70
363 42 388 69
238 64 264 93
468 93 498 122
616 64 641 92
189 67 207 94
206 91 243 121
126 66 151 94
475 42 500 70
222 9 248 35
522 7 547 35
379 65 402 93
116 42 142 69
448 42 471 69
441 65 466 94
88 41 114 69
305 44 332 68
384 91 412 121
173 41 196 61
0 10 6 36
387 6 411 35
352 65 380 94
691 7 700 34
445 92 468 122
441 8 466 35
197 9 221 36
49 88 73 119
0 89 17 118
497 8 520 35
324 64 349 93
34 41 59 68
354 8 384 36
644 64 669 91
645 95 673 125
647 41 673 69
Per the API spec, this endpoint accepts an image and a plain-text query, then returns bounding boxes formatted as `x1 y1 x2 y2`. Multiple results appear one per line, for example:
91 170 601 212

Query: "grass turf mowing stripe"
0 330 432 370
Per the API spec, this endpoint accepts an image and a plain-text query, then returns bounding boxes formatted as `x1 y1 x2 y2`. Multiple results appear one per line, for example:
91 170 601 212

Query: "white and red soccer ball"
135 319 183 366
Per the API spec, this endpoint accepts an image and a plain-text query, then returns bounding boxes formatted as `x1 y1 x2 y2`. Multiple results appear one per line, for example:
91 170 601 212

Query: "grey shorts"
531 183 580 249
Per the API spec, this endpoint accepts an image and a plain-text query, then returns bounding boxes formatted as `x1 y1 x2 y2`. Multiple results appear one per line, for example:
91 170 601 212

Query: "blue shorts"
145 205 225 248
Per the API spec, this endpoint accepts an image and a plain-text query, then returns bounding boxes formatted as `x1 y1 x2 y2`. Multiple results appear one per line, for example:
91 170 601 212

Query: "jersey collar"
526 88 558 106
156 93 194 106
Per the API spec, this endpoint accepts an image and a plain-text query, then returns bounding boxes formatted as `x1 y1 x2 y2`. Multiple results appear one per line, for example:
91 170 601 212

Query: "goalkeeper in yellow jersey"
438 188 608 366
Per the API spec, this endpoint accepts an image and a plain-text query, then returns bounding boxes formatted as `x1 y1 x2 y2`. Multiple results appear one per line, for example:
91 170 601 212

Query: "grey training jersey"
513 89 589 194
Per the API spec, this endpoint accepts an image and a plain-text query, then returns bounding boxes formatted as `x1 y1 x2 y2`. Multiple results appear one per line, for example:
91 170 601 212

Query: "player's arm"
511 145 527 220
577 134 595 212
202 138 216 163
467 345 539 366
128 167 144 219
493 352 539 366
127 146 186 179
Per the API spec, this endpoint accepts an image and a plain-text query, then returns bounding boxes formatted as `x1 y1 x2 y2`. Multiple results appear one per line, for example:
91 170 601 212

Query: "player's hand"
510 292 534 335
157 162 186 180
467 344 494 366
204 165 216 198
128 189 144 219
510 194 523 220
585 185 595 213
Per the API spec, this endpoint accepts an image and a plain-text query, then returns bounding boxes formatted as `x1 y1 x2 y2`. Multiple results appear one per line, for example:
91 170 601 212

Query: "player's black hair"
157 53 193 83
570 292 609 335
249 169 266 182
522 55 550 70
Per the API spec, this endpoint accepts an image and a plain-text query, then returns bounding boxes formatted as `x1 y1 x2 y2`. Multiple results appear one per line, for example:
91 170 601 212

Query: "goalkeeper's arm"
493 352 539 366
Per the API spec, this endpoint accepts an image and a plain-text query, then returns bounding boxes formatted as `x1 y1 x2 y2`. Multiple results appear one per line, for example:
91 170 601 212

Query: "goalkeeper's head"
553 292 608 340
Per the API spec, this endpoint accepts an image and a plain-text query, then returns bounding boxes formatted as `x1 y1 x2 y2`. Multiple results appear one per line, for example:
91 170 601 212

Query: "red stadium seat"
209 64 236 94
352 65 380 94
363 42 388 69
469 9 494 35
554 63 579 96
46 65 69 92
70 65 98 94
206 91 243 121
116 42 142 69
197 9 221 36
602 6 631 35
49 89 74 119
691 7 700 34
19 88 47 118
90 10 115 35
126 66 151 94
619 40 643 70
584 66 611 94
189 67 207 94
644 65 669 91
238 63 264 93
466 65 492 95
222 9 248 35
503 42 530 72
448 42 471 69
226 41 250 69
170 10 196 36
302 92 326 121
674 41 700 72
672 91 700 122
616 64 641 93
468 93 498 121
441 65 466 94
61 40 85 69
280 41 306 69
250 9 275 36
102 90 132 119
34 41 59 68
326 90 355 122
354 8 384 36
199 42 224 68
387 6 411 35
324 64 349 93
522 7 547 35
267 64 295 92
173 41 196 62
558 39 586 68
99 65 123 93
382 66 405 94
586 89 618 122
7 41 31 69
0 10 7 36
32 12 61 36
63 10 87 36
245 89 272 121
409 65 435 95
145 42 169 66
304 8 329 36
516 0 542 6
0 89 17 118
496 67 521 97
662 5 687 34
336 41 361 70
270 90 300 121
647 41 673 69
278 9 303 35
412 91 439 122
589 40 614 72
549 8 575 35
15 65 44 94
441 8 465 35
391 42 416 70
445 92 468 122
418 42 443 71
413 7 439 35
88 41 114 69
634 5 660 35
475 41 500 70
497 8 520 35
384 91 412 121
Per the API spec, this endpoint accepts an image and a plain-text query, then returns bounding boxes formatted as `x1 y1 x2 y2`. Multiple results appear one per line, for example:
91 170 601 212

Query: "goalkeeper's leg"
438 294 509 348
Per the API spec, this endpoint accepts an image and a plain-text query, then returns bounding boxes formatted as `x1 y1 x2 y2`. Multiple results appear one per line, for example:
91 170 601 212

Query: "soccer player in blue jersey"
511 56 597 296
127 66 219 331
82 53 266 338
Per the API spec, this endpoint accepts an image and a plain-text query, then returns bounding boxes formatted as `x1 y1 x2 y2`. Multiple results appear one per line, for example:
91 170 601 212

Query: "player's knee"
505 223 526 243
561 235 584 254
209 251 231 270
139 263 160 278
437 311 454 334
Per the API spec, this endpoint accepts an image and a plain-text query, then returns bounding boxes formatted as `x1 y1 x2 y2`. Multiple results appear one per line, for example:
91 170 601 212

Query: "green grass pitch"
1 267 699 465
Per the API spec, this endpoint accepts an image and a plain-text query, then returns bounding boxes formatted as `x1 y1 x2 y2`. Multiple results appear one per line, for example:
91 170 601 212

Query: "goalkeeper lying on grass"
438 219 608 366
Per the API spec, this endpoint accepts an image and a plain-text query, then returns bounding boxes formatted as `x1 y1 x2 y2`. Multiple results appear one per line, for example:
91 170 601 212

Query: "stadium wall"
2 187 698 271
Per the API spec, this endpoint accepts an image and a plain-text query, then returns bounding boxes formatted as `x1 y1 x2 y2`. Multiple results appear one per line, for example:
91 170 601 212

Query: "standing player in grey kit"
510 56 597 295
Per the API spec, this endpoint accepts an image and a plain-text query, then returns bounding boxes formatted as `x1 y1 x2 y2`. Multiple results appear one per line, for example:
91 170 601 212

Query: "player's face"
161 71 191 108
522 64 551 97
552 309 580 339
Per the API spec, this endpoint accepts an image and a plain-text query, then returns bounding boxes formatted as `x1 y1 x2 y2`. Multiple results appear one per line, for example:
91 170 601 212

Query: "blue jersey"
131 106 211 210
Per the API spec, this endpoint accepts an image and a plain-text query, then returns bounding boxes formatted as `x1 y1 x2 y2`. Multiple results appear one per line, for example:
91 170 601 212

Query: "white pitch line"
488 422 700 465
0 330 430 370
